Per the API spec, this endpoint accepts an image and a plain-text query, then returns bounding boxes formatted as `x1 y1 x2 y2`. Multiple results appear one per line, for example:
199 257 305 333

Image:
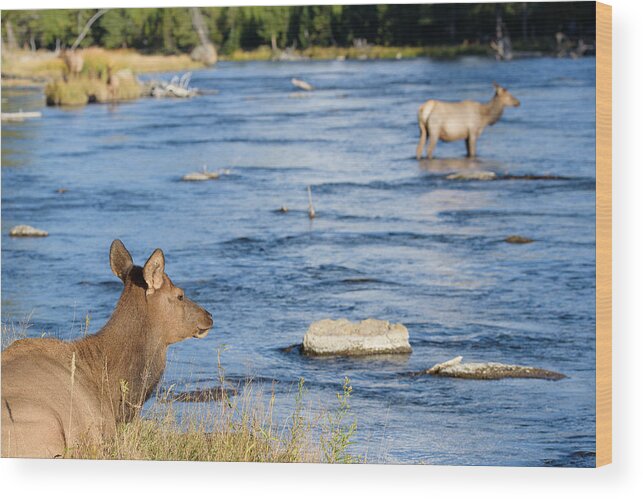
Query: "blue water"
1 57 596 466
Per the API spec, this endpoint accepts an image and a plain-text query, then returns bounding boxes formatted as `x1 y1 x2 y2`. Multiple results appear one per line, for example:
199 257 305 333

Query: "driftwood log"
413 356 566 381
146 73 198 98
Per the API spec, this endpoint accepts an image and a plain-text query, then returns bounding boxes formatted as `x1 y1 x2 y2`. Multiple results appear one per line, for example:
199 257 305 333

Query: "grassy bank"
44 76 142 106
2 43 490 106
2 43 489 86
223 43 489 62
2 322 361 463
1 48 203 84
72 377 361 463
1 48 203 105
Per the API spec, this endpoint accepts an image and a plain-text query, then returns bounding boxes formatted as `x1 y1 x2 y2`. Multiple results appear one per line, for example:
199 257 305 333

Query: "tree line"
2 3 596 54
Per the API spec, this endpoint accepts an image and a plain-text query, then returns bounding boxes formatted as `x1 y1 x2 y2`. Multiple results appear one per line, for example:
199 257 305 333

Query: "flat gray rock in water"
302 318 412 356
446 171 497 181
422 356 565 380
9 225 48 237
182 171 220 181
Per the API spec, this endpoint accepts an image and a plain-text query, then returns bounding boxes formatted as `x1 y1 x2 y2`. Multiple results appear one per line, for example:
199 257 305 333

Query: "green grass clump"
224 46 274 61
45 78 102 106
45 75 142 106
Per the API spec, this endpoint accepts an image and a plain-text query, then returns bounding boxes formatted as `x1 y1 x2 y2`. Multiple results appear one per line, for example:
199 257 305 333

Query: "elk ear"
110 240 133 282
493 82 504 94
143 249 165 295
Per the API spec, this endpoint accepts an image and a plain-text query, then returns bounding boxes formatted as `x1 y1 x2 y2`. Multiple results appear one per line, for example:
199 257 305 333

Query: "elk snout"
194 310 214 339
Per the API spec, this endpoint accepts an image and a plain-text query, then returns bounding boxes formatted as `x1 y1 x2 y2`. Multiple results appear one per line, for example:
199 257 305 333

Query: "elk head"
109 240 213 345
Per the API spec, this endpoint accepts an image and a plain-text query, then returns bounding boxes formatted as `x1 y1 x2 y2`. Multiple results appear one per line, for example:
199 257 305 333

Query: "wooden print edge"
595 1 612 468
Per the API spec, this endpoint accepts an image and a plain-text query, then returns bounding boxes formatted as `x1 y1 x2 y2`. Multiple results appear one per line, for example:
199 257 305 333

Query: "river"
1 56 596 466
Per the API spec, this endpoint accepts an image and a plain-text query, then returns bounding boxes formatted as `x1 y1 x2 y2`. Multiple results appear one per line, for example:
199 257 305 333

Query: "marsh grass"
44 75 142 106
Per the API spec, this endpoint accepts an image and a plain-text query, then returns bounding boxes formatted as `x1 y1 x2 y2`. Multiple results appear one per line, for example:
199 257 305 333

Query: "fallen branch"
71 9 109 51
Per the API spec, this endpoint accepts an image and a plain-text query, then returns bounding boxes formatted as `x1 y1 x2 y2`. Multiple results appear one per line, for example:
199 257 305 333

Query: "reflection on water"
1 57 596 466
417 156 504 172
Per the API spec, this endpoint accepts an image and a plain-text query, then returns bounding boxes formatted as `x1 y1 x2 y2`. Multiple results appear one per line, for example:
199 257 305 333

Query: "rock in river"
291 78 314 91
182 171 221 181
9 225 49 237
446 171 497 181
302 318 412 356
504 235 534 244
419 356 565 380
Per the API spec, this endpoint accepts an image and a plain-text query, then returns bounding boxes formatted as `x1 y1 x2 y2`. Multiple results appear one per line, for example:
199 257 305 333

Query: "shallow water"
1 57 596 466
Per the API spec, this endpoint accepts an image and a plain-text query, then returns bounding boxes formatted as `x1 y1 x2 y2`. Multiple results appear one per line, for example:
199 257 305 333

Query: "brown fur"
416 83 520 159
60 49 84 78
1 240 213 458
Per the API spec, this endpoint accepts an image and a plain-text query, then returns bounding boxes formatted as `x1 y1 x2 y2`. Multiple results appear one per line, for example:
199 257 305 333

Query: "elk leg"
466 134 477 157
426 126 439 159
426 134 438 160
416 121 428 160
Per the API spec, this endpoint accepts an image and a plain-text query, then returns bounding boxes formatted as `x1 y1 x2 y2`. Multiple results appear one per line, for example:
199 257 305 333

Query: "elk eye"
178 294 184 301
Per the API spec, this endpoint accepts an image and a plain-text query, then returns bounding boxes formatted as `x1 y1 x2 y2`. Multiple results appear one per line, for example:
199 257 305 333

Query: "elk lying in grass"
1 240 213 458
416 83 520 159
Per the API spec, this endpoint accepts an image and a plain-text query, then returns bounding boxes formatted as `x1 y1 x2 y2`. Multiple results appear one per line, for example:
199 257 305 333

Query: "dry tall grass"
71 377 361 463
1 315 33 350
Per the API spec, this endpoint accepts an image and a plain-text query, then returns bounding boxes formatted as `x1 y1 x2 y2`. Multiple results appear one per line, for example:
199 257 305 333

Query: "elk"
416 83 520 160
1 240 213 458
60 48 84 78
106 65 119 101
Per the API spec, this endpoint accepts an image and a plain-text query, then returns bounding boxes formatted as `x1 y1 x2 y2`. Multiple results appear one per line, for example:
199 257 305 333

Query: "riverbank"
1 43 492 88
224 43 490 61
1 44 491 106
1 48 205 87
1 321 361 463
72 378 360 463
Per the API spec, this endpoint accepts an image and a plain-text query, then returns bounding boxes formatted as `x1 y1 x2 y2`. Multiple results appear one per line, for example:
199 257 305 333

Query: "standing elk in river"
416 83 520 159
1 240 213 458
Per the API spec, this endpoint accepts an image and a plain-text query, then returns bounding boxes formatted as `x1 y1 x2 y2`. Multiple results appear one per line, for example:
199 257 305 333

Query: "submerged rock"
504 235 534 244
302 318 412 356
9 225 48 237
280 342 301 353
418 356 565 380
499 174 569 181
446 171 497 181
